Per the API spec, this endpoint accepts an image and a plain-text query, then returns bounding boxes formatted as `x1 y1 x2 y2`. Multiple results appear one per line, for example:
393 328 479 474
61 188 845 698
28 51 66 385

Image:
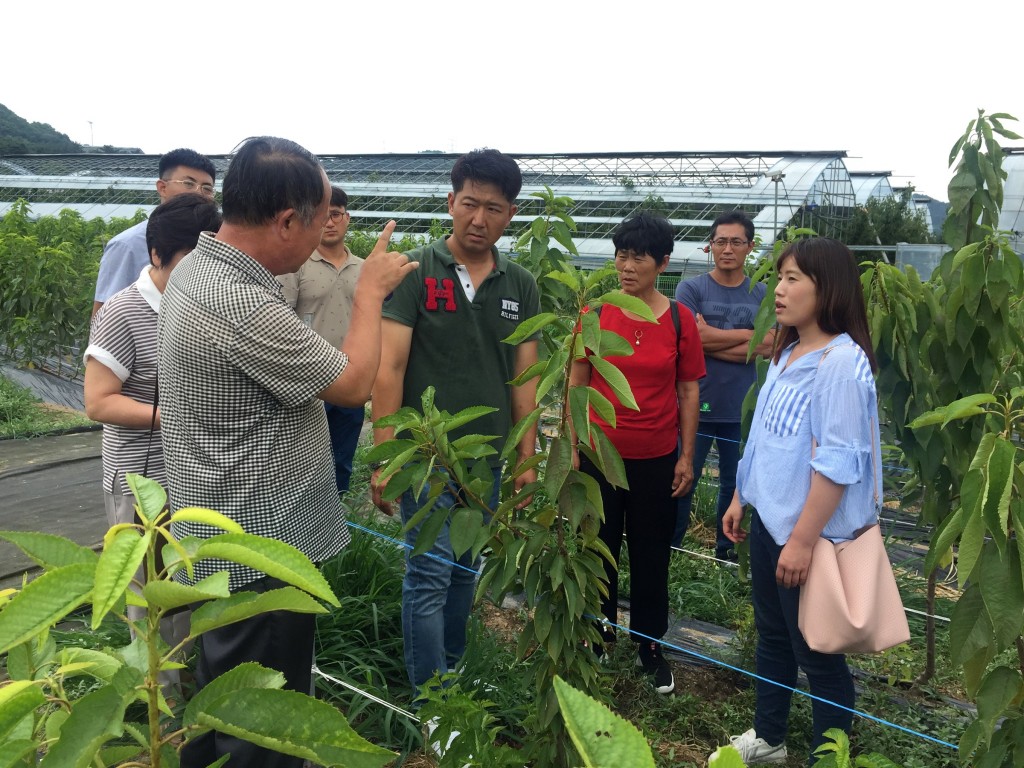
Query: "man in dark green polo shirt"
370 148 539 700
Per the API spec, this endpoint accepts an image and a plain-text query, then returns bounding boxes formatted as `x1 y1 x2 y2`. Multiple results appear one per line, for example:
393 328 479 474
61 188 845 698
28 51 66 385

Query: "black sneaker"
636 641 675 694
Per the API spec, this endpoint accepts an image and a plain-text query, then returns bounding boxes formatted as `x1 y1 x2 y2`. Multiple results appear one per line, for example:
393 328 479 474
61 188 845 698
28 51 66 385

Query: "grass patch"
0 373 94 438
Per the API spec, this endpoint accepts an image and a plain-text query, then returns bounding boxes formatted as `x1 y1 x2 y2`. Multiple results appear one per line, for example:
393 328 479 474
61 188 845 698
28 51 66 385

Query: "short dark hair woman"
570 212 705 694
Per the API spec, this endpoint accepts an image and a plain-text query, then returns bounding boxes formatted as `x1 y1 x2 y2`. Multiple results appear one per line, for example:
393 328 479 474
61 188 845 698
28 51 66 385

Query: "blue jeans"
749 513 854 759
400 467 501 696
673 421 741 556
324 403 364 493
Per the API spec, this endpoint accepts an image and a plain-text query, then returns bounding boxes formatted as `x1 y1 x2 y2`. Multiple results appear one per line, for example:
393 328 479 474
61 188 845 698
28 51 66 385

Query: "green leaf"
536 347 569 403
362 437 417 465
38 680 130 768
553 676 655 768
195 534 339 606
923 506 965 576
0 562 95 655
959 494 987 587
503 312 557 344
0 741 37 768
195 688 394 768
948 134 968 167
0 531 98 573
592 428 628 490
410 505 450 558
978 542 1024 650
598 328 635 358
170 507 244 534
544 437 574 500
0 681 45 742
449 506 484 559
189 587 328 636
586 386 617 427
124 473 167 524
183 661 285 727
143 571 231 611
589 356 638 411
531 217 547 242
439 405 498 433
568 386 591 448
508 357 547 387
981 437 1016 554
949 584 993 667
975 666 1023 724
947 169 978 216
92 528 151 629
545 270 580 292
501 408 542 463
58 647 123 682
551 220 579 256
581 308 602 356
596 292 657 322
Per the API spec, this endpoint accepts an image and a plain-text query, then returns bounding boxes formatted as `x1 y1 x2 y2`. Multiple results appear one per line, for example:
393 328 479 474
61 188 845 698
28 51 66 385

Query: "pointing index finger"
374 220 397 252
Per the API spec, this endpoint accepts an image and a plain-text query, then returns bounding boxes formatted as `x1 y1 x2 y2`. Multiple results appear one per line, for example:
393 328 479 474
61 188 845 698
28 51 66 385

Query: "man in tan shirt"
279 186 365 493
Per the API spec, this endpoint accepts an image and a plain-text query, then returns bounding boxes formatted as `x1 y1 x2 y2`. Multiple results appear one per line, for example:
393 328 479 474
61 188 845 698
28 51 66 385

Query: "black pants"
181 575 316 768
750 514 854 758
580 451 676 642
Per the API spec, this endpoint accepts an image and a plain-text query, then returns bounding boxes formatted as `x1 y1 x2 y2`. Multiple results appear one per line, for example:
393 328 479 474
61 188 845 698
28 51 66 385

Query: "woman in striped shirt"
84 193 220 693
713 237 881 765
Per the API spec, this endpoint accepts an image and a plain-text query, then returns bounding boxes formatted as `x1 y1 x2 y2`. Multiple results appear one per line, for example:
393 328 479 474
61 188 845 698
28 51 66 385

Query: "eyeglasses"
327 210 349 222
711 238 749 248
163 178 216 196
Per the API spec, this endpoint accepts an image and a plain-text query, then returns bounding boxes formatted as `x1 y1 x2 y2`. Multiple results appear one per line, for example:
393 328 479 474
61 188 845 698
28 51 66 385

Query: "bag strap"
810 342 880 517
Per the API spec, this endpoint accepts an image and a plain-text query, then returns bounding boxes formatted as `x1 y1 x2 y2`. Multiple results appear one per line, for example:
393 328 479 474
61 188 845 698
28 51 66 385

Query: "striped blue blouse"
736 333 882 546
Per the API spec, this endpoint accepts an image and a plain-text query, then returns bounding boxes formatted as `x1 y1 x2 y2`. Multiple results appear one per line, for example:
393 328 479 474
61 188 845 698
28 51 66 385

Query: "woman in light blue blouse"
712 238 881 765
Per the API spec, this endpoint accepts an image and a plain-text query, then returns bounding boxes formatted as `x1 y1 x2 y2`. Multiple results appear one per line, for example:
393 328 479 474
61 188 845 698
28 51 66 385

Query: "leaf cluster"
0 474 390 768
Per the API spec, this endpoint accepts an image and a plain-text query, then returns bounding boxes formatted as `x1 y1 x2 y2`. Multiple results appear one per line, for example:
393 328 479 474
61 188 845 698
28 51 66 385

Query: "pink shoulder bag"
797 347 910 654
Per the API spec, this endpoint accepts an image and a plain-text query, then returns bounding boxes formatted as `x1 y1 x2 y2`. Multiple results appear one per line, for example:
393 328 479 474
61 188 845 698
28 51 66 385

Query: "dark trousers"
325 403 365 494
181 576 315 768
749 514 854 758
673 421 741 555
580 451 676 642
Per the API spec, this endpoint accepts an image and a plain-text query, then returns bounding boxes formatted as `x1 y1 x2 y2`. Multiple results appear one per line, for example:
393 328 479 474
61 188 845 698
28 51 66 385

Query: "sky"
5 0 1023 201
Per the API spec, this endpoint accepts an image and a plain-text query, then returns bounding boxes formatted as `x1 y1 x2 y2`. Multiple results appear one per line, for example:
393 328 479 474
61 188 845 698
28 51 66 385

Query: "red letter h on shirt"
424 277 457 312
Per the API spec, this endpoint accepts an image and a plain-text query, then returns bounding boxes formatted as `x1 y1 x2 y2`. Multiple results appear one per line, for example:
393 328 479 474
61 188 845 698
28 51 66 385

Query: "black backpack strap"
668 299 681 348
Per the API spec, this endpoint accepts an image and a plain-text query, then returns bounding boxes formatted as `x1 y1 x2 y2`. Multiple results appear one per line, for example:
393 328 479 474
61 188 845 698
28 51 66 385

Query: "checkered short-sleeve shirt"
158 233 351 589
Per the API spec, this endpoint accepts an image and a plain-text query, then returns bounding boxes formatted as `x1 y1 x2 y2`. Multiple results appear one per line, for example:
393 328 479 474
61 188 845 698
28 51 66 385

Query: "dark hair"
330 186 348 208
710 209 754 242
146 193 222 267
611 212 675 264
772 237 877 371
450 148 522 204
159 148 216 183
221 137 325 227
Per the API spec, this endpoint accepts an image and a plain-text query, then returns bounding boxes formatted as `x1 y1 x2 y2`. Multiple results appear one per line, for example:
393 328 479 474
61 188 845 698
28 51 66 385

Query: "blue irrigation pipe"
343 518 959 752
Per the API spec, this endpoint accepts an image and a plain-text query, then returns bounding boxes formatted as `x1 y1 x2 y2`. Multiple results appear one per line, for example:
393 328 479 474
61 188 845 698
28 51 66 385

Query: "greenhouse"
0 150 864 271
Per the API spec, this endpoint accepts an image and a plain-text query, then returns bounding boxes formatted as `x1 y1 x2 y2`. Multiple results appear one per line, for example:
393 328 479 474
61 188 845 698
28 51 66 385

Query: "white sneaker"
712 728 787 764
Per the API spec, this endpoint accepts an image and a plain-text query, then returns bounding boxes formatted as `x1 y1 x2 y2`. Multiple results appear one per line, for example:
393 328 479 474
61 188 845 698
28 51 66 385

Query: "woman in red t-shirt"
570 212 705 694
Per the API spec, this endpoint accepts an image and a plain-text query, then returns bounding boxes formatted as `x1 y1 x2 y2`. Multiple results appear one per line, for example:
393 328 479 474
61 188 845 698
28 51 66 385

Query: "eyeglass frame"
161 177 216 196
710 237 750 248
326 209 349 222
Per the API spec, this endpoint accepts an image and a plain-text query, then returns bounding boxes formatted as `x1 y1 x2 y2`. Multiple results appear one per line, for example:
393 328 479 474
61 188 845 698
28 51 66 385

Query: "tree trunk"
915 571 937 684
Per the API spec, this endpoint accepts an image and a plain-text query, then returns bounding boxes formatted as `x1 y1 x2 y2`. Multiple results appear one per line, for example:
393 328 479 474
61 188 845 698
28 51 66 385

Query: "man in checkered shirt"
158 136 416 768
